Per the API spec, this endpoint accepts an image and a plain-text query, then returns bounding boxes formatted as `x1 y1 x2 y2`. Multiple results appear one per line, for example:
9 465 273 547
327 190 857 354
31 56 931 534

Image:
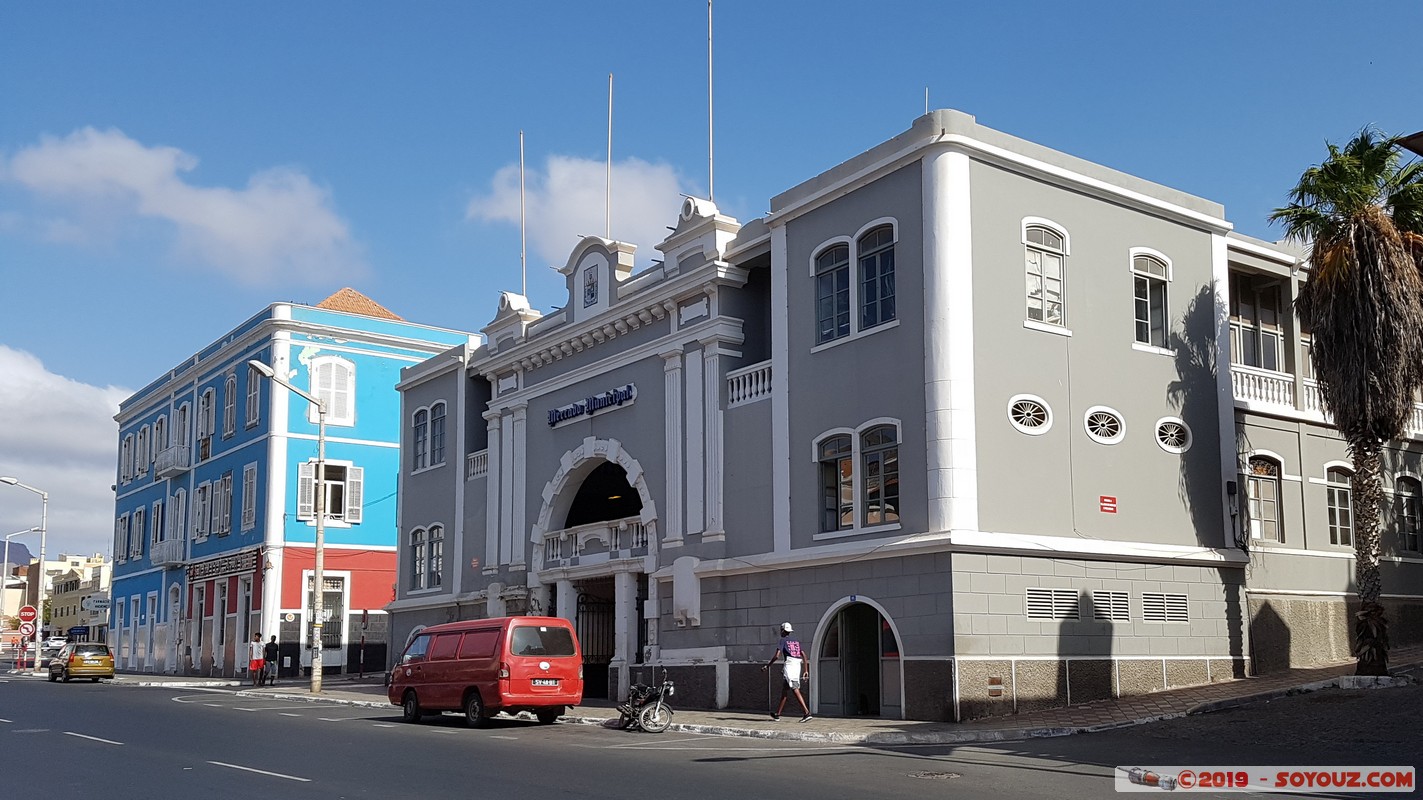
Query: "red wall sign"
1099 496 1118 514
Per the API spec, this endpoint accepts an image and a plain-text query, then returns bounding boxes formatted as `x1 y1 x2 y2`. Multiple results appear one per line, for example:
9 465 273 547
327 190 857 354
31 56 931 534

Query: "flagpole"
519 130 527 297
707 0 714 202
606 73 613 240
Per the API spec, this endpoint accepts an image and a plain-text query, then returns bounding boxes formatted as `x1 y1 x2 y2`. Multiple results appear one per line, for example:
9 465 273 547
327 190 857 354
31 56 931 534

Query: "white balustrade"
727 360 772 407
1231 364 1295 407
542 516 645 565
466 449 489 480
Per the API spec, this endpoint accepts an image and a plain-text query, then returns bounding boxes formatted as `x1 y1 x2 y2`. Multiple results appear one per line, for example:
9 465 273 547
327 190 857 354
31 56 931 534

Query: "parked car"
387 616 583 727
48 643 114 682
44 636 69 649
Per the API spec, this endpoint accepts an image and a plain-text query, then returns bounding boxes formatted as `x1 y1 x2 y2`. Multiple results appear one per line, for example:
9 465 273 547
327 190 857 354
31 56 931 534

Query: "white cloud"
468 154 693 271
0 346 128 560
3 127 366 285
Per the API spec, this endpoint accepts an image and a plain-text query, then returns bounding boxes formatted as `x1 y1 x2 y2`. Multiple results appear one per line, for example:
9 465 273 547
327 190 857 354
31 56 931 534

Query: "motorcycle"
614 667 675 733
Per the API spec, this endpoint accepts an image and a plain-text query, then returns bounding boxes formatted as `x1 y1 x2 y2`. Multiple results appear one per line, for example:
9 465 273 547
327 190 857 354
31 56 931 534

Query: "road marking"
0 718 11 723
205 704 224 707
490 735 518 740
65 732 123 746
372 723 397 728
208 761 311 782
279 713 301 717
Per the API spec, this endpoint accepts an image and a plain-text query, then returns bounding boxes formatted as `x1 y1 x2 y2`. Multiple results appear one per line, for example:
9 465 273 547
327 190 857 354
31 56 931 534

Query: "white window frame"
1130 247 1173 352
216 471 233 536
151 499 165 545
197 389 215 460
1154 416 1193 454
1083 405 1126 445
137 425 150 475
409 527 428 590
176 402 191 448
155 414 168 454
130 506 144 559
297 459 364 526
429 402 447 466
1022 218 1070 333
811 417 903 540
809 218 901 352
115 514 129 563
411 407 429 472
171 489 187 543
121 435 134 482
241 463 257 531
1007 393 1053 436
1247 455 1283 542
245 364 261 427
222 374 237 438
1326 466 1355 547
308 356 355 427
1398 475 1422 553
193 481 211 541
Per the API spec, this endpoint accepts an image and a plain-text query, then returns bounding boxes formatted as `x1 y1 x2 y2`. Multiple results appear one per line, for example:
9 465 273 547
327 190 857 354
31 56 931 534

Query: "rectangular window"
1400 481 1422 553
815 245 851 344
1092 591 1130 622
222 377 236 438
115 514 129 563
1025 588 1079 620
241 464 257 531
1026 249 1065 325
194 482 210 540
410 529 427 590
1133 274 1168 347
412 410 428 471
1327 474 1354 547
171 490 186 542
1142 592 1189 623
245 365 261 427
297 462 364 523
1229 272 1284 371
217 472 233 535
1247 458 1282 542
131 507 145 559
151 499 165 544
306 575 345 650
429 526 443 587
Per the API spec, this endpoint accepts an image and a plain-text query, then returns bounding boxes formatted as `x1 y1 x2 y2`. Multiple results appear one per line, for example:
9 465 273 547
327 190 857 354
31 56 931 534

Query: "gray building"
388 109 1421 721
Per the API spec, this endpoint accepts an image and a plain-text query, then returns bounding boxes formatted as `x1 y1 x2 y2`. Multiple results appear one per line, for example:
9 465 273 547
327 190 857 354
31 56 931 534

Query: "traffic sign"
19 622 35 637
81 597 110 612
18 605 37 624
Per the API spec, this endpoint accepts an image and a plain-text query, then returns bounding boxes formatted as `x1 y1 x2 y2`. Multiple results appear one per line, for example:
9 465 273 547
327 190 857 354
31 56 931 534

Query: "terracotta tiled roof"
313 288 403 321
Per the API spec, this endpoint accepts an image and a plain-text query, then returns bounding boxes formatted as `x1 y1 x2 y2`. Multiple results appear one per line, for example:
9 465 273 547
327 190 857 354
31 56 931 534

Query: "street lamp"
2 527 40 625
0 477 48 675
1399 130 1423 159
248 360 327 694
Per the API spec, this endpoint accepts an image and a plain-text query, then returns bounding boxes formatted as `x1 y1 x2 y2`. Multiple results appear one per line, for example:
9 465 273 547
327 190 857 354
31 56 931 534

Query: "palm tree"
1270 127 1423 675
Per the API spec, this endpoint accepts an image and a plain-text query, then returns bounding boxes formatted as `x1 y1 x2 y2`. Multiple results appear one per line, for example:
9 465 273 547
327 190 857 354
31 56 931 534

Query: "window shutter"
193 486 207 538
298 462 315 520
242 465 256 530
151 502 161 544
172 492 185 541
332 363 352 423
220 474 232 534
132 509 144 557
345 466 364 524
115 518 125 563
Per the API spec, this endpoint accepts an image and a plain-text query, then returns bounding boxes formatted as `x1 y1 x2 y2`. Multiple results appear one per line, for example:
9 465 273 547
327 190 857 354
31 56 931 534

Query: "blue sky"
1 0 1420 556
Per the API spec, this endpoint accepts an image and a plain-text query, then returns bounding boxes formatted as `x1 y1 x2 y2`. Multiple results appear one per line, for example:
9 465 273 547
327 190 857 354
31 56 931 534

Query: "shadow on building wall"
1170 283 1248 669
1047 590 1113 711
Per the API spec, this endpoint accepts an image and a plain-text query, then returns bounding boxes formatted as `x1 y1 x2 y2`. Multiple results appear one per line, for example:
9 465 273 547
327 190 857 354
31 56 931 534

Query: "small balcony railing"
542 516 647 566
1231 364 1295 408
727 360 772 407
155 445 191 478
151 538 185 567
466 449 489 480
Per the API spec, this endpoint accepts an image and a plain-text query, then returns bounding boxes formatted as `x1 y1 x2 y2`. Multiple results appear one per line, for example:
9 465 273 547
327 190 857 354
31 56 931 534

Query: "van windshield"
509 626 576 657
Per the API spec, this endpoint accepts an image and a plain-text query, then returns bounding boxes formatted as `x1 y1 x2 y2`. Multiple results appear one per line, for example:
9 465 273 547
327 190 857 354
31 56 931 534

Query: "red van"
387 616 583 727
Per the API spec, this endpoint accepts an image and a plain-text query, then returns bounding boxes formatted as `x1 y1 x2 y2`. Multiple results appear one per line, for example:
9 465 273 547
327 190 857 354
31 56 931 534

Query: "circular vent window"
1084 407 1125 444
1155 417 1192 453
1008 394 1052 435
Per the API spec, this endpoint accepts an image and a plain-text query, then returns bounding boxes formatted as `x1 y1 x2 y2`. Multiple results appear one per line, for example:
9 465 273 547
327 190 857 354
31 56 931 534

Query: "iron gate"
577 594 614 698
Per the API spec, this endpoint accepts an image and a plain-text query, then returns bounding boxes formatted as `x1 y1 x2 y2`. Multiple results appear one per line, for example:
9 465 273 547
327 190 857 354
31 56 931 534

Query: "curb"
110 677 243 688
1185 673 1417 716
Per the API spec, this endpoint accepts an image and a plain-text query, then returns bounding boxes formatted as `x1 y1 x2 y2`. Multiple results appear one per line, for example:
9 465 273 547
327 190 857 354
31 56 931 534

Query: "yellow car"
48 643 114 682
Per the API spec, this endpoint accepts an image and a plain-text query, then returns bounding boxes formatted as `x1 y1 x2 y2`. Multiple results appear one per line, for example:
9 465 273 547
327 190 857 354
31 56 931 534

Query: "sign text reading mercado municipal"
548 383 637 427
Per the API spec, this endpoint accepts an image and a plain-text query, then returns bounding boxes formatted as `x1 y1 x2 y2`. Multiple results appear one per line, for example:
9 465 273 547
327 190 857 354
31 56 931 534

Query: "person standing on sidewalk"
247 633 264 687
762 622 812 722
263 635 279 686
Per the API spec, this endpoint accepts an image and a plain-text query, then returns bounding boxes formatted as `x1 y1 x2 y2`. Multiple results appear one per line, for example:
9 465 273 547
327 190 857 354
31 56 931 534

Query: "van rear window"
510 626 576 657
75 644 110 656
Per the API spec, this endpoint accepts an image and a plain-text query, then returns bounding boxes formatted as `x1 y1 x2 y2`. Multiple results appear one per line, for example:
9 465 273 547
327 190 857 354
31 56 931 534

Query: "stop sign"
18 605 37 624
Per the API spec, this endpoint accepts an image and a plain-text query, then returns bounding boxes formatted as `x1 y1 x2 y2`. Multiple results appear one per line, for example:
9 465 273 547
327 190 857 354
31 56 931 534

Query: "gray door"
816 603 901 718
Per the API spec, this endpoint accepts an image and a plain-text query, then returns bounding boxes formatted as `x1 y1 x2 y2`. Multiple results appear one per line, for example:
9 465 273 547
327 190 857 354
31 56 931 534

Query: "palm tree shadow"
1167 282 1248 674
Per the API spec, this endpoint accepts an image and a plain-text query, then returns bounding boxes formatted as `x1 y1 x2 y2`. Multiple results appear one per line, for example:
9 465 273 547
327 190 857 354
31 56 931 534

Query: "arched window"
1326 467 1354 547
1246 457 1282 542
409 528 427 589
815 244 851 344
1025 225 1066 326
309 357 355 426
430 403 447 466
136 427 149 476
412 409 429 471
858 226 895 330
198 389 215 460
428 525 444 587
1132 253 1170 348
860 425 899 526
1398 477 1421 553
222 375 237 437
818 435 853 532
155 415 168 454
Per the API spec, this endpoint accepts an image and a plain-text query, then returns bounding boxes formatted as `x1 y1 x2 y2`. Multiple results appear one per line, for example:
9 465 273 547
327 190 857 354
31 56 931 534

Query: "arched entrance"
531 437 658 701
815 599 903 718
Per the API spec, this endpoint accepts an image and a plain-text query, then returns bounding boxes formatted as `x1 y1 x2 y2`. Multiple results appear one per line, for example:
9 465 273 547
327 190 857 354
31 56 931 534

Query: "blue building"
110 289 475 676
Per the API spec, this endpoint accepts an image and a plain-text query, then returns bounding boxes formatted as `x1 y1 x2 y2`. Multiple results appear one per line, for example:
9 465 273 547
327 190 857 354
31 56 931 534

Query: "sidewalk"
105 646 1423 745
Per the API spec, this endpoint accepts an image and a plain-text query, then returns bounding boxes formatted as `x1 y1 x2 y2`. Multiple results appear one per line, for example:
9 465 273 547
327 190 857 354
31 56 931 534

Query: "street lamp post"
2 527 40 626
1 477 48 675
248 360 327 694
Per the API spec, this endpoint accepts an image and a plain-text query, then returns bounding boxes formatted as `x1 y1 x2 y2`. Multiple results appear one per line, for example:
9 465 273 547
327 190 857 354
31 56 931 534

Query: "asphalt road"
0 674 1418 799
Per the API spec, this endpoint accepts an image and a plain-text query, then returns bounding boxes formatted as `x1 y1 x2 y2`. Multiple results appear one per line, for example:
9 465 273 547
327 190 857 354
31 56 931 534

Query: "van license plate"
532 678 559 686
